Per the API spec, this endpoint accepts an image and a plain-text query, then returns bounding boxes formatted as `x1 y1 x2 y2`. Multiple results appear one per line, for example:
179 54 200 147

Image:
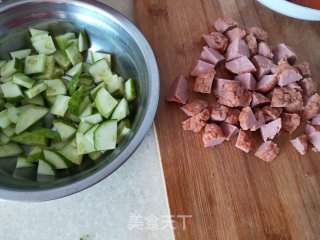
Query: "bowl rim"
258 0 320 21
0 0 160 202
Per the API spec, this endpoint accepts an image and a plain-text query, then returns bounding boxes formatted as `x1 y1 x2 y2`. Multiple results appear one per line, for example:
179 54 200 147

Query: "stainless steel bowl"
0 0 159 201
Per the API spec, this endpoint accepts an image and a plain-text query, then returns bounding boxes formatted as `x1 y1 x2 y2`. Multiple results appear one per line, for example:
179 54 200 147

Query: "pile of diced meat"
166 17 320 162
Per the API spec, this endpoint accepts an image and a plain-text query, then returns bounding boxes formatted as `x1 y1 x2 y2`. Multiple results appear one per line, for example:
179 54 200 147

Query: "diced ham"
225 56 257 75
220 122 239 140
210 103 229 121
166 75 189 104
239 107 257 130
311 114 320 126
235 129 254 153
190 60 215 77
256 74 278 93
260 118 282 142
201 46 225 66
295 62 311 78
276 64 302 87
235 73 257 91
270 87 303 113
214 17 238 33
182 109 210 133
252 55 277 79
203 123 226 148
281 113 301 134
258 42 274 59
245 34 258 56
213 78 240 96
255 141 280 162
287 82 303 92
202 32 229 52
303 93 320 120
225 108 241 125
181 100 208 117
218 82 251 107
306 126 320 152
251 92 271 108
262 107 282 122
193 70 216 94
225 38 250 61
298 78 317 98
291 135 308 155
225 27 246 41
246 26 268 41
273 43 297 65
251 111 266 131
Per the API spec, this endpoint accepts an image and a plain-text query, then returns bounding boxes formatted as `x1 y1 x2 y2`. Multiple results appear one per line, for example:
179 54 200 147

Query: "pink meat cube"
225 56 257 75
276 65 302 87
256 74 278 93
210 103 229 121
287 82 303 92
213 78 240 96
182 109 210 133
273 43 297 65
225 27 246 41
306 127 320 152
239 107 257 130
180 100 208 117
295 62 311 78
245 34 258 56
255 141 280 162
298 78 317 98
203 123 226 148
260 118 282 142
281 113 301 134
225 38 250 61
193 70 216 94
262 107 283 123
251 111 266 131
251 92 271 108
258 42 274 59
218 82 251 107
235 73 257 91
271 87 303 113
246 27 268 41
214 17 238 33
166 75 189 104
202 32 229 52
220 122 239 140
311 114 320 126
235 129 254 153
225 108 241 125
201 46 225 66
303 93 320 120
252 55 277 79
291 135 308 155
190 60 215 77
306 124 316 135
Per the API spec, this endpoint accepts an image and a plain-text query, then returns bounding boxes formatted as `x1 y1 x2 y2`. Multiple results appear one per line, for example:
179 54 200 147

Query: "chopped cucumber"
24 54 46 76
68 74 79 95
1 59 20 77
1 81 24 102
124 78 136 102
32 35 56 55
50 140 68 151
52 119 76 141
88 151 104 161
0 60 7 69
82 62 91 74
7 105 19 123
79 74 93 86
68 85 84 115
78 30 89 52
78 122 92 134
45 79 67 97
27 146 42 163
105 74 124 98
76 132 95 155
43 149 71 169
54 32 76 51
0 143 23 157
0 109 12 128
11 132 47 146
16 156 34 168
50 95 70 117
95 88 118 119
13 73 35 89
24 82 48 99
25 94 45 106
32 128 60 140
66 62 82 77
90 82 105 99
15 105 48 134
89 59 112 83
2 124 15 137
53 50 71 70
34 56 55 80
0 132 10 144
79 103 92 118
30 28 48 37
111 98 129 122
60 140 83 165
91 51 111 67
30 33 49 43
81 113 103 125
117 119 131 143
65 43 83 66
94 120 117 151
37 159 56 176
10 49 31 60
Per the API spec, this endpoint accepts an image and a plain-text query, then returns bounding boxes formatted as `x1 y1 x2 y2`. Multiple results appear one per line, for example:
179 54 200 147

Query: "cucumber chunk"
30 33 49 43
37 159 56 176
88 151 104 161
50 95 70 117
25 94 45 106
78 122 92 134
13 73 35 89
89 59 112 83
0 143 23 157
68 74 79 95
65 43 83 65
78 30 89 52
124 78 136 102
68 85 85 115
15 105 48 134
76 132 95 155
2 124 15 137
1 59 20 77
30 28 48 37
1 81 24 102
0 109 12 128
79 103 92 118
43 149 71 169
16 156 34 168
105 74 124 98
45 79 67 97
117 119 131 144
81 113 103 125
66 62 82 77
10 49 31 60
94 120 117 151
11 132 47 146
59 140 83 165
50 141 68 151
90 82 105 99
34 56 55 80
54 32 76 51
27 146 43 163
32 35 56 55
32 128 60 140
52 119 76 141
24 54 46 76
24 82 48 99
111 98 129 122
0 132 10 144
95 88 118 119
53 50 71 70
91 51 111 67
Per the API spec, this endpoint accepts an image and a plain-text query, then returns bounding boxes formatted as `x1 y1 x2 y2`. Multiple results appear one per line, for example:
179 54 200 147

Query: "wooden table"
135 0 320 239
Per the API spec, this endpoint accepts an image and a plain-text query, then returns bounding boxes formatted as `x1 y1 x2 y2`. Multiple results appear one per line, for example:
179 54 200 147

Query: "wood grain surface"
134 0 320 239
